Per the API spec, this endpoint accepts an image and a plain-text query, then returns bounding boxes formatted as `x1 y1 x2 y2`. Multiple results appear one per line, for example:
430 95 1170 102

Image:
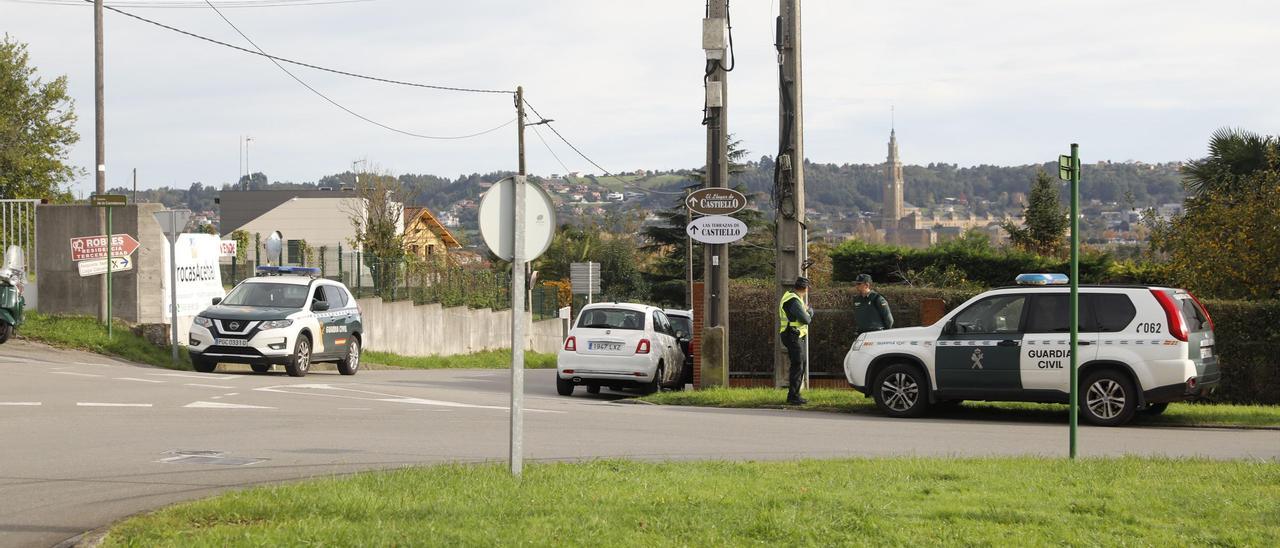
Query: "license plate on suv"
589 341 623 351
1202 346 1213 358
216 338 250 347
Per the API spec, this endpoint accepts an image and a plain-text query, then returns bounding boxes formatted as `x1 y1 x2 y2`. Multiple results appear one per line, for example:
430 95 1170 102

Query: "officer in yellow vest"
779 276 813 405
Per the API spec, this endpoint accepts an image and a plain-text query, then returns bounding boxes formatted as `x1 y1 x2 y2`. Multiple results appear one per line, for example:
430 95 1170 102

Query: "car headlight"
193 316 213 328
851 333 866 351
261 319 293 330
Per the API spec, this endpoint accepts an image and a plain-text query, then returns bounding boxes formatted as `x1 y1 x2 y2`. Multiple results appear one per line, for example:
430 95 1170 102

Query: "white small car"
557 303 687 396
843 274 1219 426
189 267 363 377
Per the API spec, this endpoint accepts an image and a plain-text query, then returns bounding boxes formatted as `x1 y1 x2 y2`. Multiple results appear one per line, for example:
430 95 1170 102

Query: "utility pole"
132 168 137 203
774 0 807 388
703 0 730 330
244 136 253 189
685 187 694 309
95 0 108 323
509 86 528 477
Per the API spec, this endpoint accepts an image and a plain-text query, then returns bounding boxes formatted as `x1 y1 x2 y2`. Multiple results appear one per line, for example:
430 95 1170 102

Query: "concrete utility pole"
704 0 730 329
95 0 108 323
685 187 694 310
509 86 528 477
774 0 807 388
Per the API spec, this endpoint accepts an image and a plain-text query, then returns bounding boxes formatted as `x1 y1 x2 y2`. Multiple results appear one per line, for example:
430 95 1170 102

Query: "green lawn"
640 388 1280 428
363 349 556 369
103 458 1280 547
19 312 191 370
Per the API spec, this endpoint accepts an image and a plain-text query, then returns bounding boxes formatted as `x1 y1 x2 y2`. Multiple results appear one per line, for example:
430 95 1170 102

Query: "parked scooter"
0 245 27 344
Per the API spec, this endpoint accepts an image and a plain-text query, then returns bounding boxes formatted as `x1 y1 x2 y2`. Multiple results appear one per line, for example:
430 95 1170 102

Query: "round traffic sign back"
478 178 557 261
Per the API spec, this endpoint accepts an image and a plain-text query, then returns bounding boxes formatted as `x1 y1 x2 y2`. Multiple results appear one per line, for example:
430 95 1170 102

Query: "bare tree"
344 168 406 294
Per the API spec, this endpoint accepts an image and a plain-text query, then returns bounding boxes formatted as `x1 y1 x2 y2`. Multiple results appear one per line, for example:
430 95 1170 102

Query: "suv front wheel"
1080 370 1137 426
873 363 930 418
285 335 312 377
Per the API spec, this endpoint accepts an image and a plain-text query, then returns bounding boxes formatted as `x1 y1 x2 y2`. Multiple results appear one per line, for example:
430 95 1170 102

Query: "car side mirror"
312 300 330 312
211 297 222 306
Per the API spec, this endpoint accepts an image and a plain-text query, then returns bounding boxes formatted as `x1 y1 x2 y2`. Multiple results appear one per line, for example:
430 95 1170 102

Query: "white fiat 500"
556 303 687 396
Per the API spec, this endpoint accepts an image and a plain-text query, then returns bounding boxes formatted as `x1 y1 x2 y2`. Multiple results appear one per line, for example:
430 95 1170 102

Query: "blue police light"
1016 273 1069 286
256 265 321 277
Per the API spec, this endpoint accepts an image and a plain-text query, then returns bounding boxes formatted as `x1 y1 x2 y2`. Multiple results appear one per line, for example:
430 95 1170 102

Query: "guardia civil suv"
843 274 1218 426
188 266 363 377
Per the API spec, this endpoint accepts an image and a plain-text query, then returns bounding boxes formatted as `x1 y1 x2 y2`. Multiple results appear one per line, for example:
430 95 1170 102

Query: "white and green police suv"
188 266 363 377
843 274 1219 426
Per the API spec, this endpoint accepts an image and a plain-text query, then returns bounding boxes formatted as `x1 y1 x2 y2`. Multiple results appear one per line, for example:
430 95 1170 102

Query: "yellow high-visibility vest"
778 291 809 338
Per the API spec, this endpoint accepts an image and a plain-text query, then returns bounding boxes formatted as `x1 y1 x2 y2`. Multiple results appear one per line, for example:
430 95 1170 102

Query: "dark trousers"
781 330 807 400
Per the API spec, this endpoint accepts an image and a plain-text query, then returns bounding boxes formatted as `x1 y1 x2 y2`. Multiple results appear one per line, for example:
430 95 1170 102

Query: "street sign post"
153 209 191 366
686 188 746 216
1058 145 1082 459
687 215 748 244
477 177 556 262
91 194 126 337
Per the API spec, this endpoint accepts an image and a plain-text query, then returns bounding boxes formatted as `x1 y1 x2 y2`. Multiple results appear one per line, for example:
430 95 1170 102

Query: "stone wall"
356 297 564 356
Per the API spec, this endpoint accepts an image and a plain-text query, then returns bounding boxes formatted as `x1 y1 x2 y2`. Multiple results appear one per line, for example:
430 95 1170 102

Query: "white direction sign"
77 256 133 277
687 215 748 244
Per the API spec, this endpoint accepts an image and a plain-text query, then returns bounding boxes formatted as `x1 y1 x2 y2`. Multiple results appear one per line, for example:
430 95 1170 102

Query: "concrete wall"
35 204 167 323
357 297 564 356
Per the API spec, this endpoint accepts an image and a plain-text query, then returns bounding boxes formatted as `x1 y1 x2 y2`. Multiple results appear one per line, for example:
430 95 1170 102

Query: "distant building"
218 188 399 264
402 206 462 262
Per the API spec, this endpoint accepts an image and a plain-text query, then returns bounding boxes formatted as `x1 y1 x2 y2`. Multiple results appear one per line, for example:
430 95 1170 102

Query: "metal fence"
0 199 39 308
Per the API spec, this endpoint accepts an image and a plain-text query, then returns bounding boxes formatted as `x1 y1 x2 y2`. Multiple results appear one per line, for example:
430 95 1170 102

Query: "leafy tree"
1182 127 1279 200
0 35 79 201
345 170 406 294
1002 170 1068 257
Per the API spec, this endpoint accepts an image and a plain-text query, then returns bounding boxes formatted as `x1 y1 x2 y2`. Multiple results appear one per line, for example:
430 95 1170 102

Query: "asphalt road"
1 339 1276 548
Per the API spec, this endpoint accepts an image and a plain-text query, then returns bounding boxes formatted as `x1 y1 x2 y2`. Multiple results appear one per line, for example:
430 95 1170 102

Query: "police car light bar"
256 265 321 277
1015 273 1069 286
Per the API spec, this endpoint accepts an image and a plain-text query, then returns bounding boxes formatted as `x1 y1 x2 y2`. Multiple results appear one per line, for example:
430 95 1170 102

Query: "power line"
199 0 512 140
7 0 376 7
72 0 513 95
529 125 571 178
522 98 686 196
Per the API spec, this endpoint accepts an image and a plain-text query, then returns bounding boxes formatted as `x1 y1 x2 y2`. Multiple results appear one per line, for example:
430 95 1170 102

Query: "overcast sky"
4 0 1277 195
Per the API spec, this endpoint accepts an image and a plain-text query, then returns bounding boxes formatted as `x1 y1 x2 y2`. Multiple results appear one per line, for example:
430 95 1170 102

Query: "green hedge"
830 240 1115 287
726 283 1279 404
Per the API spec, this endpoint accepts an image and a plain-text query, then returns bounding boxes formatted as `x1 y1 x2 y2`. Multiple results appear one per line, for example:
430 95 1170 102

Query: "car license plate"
216 338 250 347
1202 346 1213 358
589 341 623 351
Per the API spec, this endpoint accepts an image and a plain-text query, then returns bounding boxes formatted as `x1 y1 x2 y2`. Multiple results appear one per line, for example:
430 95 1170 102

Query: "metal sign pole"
169 212 180 365
106 206 113 338
1068 143 1081 459
510 86 527 477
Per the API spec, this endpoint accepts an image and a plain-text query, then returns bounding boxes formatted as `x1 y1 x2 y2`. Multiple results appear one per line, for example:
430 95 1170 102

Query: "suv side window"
322 285 348 308
1092 293 1136 332
1026 294 1092 333
953 295 1026 334
310 285 327 309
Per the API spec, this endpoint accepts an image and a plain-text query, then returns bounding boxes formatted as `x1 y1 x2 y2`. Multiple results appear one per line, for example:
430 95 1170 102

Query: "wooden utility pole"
774 0 807 388
95 0 108 324
704 0 730 329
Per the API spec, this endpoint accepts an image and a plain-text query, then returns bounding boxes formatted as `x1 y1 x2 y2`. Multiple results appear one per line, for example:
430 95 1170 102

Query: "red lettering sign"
70 234 141 262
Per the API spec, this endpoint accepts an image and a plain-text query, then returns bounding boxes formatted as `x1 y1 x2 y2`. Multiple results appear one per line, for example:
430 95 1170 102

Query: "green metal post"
338 244 344 284
1069 143 1081 459
106 207 113 338
231 256 238 286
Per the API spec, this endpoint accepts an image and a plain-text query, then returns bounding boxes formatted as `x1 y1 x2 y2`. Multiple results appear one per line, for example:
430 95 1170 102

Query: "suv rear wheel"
285 335 312 377
337 337 360 375
556 377 575 396
1081 370 1137 426
873 363 930 418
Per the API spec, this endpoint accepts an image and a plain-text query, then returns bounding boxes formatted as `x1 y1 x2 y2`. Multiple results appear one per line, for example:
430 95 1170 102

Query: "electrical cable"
199 0 513 140
8 0 375 7
75 0 513 95
529 125 572 178
523 99 686 196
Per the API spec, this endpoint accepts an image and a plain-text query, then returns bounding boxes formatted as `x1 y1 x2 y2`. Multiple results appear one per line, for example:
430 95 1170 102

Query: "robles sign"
686 188 746 216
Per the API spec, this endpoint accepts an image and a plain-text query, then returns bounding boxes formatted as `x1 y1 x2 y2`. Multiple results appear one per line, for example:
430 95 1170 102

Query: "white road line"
77 403 153 407
224 393 239 396
184 401 275 409
52 372 103 378
255 383 565 414
338 407 372 410
74 361 113 367
0 402 42 406
115 377 165 384
149 372 240 380
185 383 236 389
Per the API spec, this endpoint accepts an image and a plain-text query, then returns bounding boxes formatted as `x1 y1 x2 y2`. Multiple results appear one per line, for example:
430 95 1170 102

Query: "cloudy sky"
4 0 1277 195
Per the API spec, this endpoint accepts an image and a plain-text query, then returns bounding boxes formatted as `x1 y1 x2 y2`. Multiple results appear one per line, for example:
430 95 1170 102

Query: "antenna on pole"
891 105 895 131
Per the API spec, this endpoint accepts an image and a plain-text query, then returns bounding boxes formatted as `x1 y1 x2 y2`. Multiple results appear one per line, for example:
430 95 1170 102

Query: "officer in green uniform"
852 273 893 332
779 277 813 405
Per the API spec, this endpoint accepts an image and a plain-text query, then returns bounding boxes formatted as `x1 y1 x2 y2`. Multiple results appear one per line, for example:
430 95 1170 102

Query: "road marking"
255 383 564 413
0 402 42 406
185 383 236 389
52 372 103 378
149 372 241 380
74 361 113 367
115 377 165 384
184 401 275 409
77 403 153 407
224 393 239 396
338 407 372 411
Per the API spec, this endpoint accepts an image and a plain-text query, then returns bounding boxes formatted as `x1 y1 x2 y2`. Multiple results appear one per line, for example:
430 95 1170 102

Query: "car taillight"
635 339 651 354
564 336 577 352
1188 292 1215 332
1151 289 1188 342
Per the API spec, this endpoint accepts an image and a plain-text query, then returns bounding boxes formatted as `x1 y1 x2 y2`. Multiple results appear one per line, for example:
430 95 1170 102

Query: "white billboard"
163 234 227 343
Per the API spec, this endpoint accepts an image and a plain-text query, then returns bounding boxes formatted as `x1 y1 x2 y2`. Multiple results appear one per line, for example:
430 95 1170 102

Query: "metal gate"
0 199 39 309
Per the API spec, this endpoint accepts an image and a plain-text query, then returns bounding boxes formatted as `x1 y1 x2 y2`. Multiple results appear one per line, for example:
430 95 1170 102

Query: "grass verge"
19 312 191 370
640 387 1280 428
363 348 557 369
103 458 1279 547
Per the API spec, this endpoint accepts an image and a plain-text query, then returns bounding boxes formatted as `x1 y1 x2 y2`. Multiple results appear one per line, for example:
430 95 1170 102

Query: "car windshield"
577 308 646 330
668 316 692 336
221 282 309 308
